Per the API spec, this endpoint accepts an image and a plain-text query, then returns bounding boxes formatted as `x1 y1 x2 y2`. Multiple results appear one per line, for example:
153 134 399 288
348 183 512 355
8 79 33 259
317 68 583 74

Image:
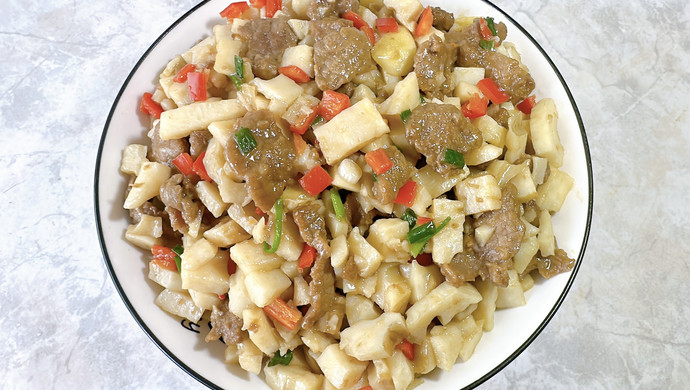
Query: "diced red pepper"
416 216 433 225
255 206 266 216
361 24 376 45
396 339 415 361
279 65 311 83
227 257 237 276
193 152 213 182
151 245 178 272
297 244 317 270
414 252 433 266
317 90 350 121
365 148 393 175
220 2 250 19
263 298 302 330
173 63 197 83
516 95 537 115
414 6 433 37
248 0 266 8
265 0 282 18
289 107 318 135
394 180 417 207
342 10 367 29
293 134 308 155
477 78 511 105
299 165 333 196
479 17 494 40
140 92 163 119
172 153 195 176
376 17 399 33
187 71 207 102
359 387 374 390
461 93 489 119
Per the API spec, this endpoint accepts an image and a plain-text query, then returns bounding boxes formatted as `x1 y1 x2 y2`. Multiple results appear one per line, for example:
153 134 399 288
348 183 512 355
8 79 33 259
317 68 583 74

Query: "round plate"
95 0 593 389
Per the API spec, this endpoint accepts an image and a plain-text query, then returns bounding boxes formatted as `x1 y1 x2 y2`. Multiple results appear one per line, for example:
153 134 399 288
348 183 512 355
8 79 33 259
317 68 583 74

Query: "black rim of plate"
94 1 594 389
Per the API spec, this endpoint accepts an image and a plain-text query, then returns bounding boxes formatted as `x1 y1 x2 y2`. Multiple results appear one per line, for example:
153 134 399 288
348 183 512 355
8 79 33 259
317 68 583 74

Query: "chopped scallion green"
485 17 498 36
229 74 243 89
400 109 412 124
172 245 183 273
330 189 345 221
479 39 495 50
401 208 418 230
263 197 283 254
267 349 293 367
311 115 324 127
420 95 426 104
234 127 257 156
234 55 244 79
407 216 451 257
444 149 465 168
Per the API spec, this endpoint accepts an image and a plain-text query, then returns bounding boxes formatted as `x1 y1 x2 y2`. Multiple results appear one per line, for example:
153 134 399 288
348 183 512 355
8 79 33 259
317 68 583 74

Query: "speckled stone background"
1 0 688 389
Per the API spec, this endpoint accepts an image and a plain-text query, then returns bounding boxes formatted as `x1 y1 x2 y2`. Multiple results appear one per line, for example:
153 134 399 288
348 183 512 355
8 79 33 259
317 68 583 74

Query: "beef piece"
293 203 331 260
487 104 511 128
150 123 188 167
344 193 376 234
225 109 296 211
313 21 376 91
205 302 245 345
431 6 455 32
159 174 201 234
536 248 575 279
302 254 336 328
129 201 163 224
405 103 482 176
307 0 358 20
238 19 298 80
312 17 352 39
414 35 457 98
372 146 414 204
447 18 533 103
473 184 525 287
440 236 483 285
189 130 212 159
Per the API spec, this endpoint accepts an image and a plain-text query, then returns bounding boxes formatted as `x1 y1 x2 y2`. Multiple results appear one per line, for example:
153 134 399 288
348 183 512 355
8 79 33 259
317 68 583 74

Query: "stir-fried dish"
120 0 576 388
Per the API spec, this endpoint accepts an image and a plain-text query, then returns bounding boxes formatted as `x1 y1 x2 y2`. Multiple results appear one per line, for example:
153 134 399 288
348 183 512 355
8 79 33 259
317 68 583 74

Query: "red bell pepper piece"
187 71 207 102
516 95 537 115
293 134 308 155
394 180 417 207
192 152 213 182
477 78 511 105
479 17 494 40
220 2 249 19
299 165 333 196
290 107 318 135
173 63 197 83
376 17 399 33
461 93 489 119
279 65 311 83
172 153 195 176
361 24 376 45
359 387 374 390
317 90 350 121
297 244 317 270
342 11 367 29
396 339 415 361
151 245 178 272
414 6 433 37
140 92 163 119
265 0 282 18
248 0 266 8
365 148 393 175
416 216 433 225
263 298 302 330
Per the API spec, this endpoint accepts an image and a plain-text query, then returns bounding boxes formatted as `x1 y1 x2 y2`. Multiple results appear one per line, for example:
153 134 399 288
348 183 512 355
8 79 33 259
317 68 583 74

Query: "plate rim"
93 0 594 389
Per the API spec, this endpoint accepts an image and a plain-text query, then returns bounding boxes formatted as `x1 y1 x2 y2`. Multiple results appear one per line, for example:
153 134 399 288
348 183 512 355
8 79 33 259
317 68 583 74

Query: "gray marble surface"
1 0 688 389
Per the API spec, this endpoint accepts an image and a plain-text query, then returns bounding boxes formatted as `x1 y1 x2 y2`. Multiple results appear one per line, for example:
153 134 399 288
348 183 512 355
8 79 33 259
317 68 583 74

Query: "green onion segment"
485 17 498 36
400 109 412 124
234 55 244 79
444 149 465 168
263 197 284 254
401 208 418 230
172 245 184 273
479 39 495 50
234 127 257 155
330 188 345 221
407 216 451 257
267 349 293 367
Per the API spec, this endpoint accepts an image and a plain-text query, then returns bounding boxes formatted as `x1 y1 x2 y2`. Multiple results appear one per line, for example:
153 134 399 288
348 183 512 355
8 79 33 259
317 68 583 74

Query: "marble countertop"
2 0 688 389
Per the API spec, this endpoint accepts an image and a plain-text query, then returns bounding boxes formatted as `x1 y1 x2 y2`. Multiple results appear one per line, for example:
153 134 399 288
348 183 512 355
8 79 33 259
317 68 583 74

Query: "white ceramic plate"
95 0 593 389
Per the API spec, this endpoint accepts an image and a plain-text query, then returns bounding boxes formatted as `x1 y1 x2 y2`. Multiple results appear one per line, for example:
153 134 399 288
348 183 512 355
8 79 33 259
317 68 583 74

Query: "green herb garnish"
263 197 284 254
400 109 412 124
268 349 293 367
311 115 324 127
229 74 243 89
443 149 465 168
401 208 418 230
234 127 257 155
484 17 498 36
172 245 184 273
407 216 451 256
330 189 345 221
419 95 426 104
479 39 495 50
234 55 244 79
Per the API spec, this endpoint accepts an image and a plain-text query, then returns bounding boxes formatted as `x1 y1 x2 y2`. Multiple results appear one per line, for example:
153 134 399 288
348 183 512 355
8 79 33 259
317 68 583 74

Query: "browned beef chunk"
536 248 575 279
238 19 298 80
159 174 201 234
129 201 163 224
150 123 188 167
431 6 455 32
302 255 336 329
405 103 482 176
440 236 483 285
447 18 533 103
414 35 457 98
224 109 296 211
344 193 376 234
205 301 246 345
473 184 525 287
487 104 511 128
293 203 331 260
372 146 414 204
307 0 358 20
189 130 212 159
313 20 376 91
